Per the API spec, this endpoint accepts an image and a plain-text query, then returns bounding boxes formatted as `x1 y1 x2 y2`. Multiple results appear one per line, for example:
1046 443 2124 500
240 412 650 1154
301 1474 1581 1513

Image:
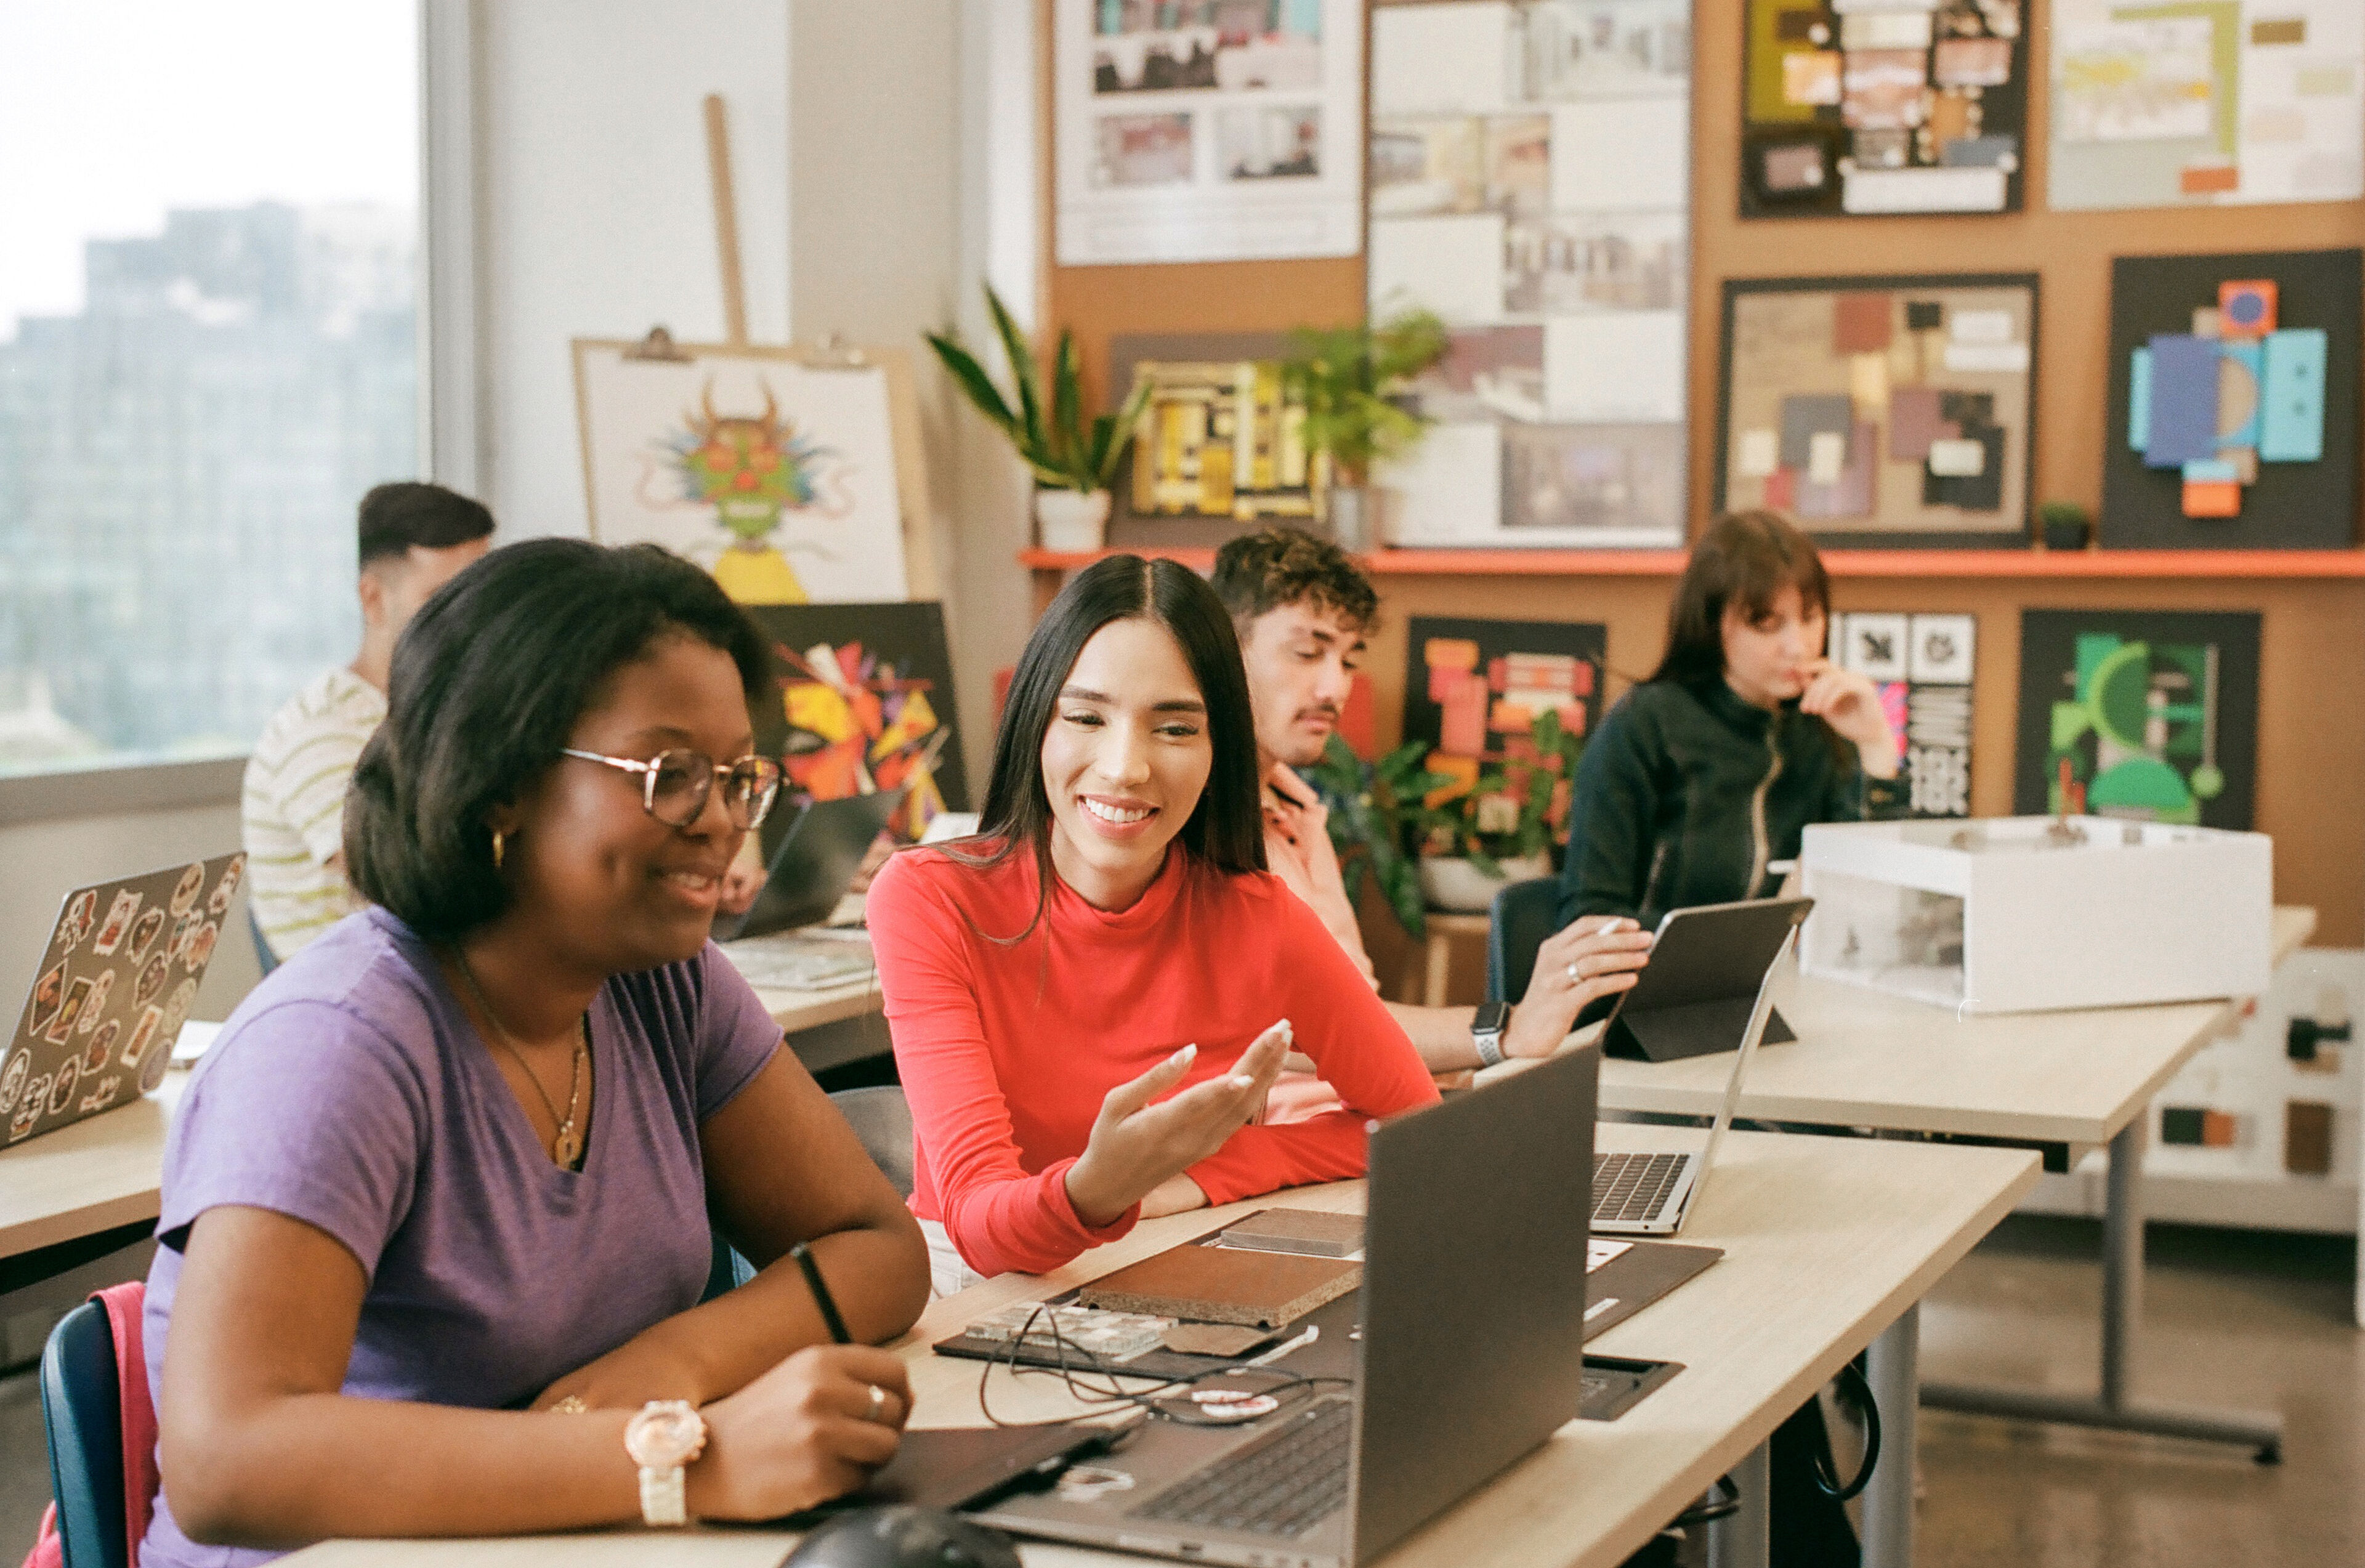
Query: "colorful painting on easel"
2013 610 2260 831
1401 616 1606 817
575 341 910 604
743 604 968 844
2100 248 2359 549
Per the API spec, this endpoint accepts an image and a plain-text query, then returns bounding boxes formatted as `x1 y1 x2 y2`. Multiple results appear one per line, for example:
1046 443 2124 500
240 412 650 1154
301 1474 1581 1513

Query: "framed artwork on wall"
1715 273 2038 549
1401 615 1608 807
1103 331 1319 551
2012 609 2261 832
1367 0 1690 549
1829 611 1977 818
1739 0 2028 218
2048 1 2363 211
2100 248 2361 551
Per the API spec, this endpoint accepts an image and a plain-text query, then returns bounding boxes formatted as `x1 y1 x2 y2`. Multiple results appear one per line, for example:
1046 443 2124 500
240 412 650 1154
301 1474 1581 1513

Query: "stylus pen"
791 1241 853 1344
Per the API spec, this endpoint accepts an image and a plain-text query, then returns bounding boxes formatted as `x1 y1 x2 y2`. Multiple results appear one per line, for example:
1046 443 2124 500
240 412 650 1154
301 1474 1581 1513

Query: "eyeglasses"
561 748 783 831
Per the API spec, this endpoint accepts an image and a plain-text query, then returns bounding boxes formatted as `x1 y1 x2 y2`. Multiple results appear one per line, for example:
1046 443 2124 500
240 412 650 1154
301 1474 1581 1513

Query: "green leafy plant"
1304 733 1454 940
925 285 1153 493
1277 309 1450 486
1426 706 1586 876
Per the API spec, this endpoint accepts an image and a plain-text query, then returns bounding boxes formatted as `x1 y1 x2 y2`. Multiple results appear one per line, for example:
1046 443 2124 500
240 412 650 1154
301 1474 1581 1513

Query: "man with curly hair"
1210 528 1649 1102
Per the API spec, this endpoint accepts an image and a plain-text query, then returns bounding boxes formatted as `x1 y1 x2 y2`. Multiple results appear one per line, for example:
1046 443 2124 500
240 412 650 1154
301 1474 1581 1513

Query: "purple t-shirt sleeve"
156 1000 427 1280
691 944 786 1121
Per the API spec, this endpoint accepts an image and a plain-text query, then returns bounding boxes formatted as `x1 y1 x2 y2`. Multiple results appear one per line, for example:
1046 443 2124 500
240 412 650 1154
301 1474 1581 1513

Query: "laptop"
976 1045 1600 1568
717 786 907 944
2 854 245 1148
1591 919 1800 1237
1597 896 1814 1062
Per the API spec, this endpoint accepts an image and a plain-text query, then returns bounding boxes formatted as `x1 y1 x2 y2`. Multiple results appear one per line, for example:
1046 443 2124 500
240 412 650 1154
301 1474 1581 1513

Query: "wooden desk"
1574 905 2317 1466
285 1126 2038 1568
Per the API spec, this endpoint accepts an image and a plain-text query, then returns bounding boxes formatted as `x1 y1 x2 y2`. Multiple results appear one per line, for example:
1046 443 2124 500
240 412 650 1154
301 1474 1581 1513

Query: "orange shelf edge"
1018 547 2365 579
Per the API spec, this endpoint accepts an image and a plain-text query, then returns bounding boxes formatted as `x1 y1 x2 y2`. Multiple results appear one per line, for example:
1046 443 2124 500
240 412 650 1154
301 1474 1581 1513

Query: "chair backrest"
41 1301 129 1568
701 1084 916 1303
248 905 280 979
830 1085 915 1200
1486 878 1564 1006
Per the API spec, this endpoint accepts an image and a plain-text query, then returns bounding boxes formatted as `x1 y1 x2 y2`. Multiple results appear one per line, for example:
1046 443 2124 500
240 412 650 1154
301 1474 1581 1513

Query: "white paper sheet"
1372 0 1514 115
1545 311 1685 422
1370 213 1508 325
1551 98 1690 213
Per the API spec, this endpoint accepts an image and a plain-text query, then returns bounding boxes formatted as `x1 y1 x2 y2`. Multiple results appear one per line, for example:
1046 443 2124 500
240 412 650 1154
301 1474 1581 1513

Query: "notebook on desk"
2 854 245 1148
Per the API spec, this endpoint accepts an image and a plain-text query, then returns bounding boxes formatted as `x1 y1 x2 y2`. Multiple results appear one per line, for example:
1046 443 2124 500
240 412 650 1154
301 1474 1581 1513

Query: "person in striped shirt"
242 483 495 960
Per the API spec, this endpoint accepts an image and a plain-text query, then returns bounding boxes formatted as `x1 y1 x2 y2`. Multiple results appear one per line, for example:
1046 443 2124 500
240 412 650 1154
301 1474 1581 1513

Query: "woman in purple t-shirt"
145 540 930 1563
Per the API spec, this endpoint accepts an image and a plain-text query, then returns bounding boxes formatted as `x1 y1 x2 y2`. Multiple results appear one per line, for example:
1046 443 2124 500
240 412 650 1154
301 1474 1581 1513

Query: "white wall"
477 0 791 538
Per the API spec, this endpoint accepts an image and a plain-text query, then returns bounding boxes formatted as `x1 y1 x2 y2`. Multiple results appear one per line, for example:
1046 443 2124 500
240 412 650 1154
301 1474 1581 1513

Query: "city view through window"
0 2 422 776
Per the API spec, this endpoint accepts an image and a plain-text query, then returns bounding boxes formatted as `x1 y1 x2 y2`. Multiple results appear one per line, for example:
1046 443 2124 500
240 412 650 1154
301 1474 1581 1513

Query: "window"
0 1 422 778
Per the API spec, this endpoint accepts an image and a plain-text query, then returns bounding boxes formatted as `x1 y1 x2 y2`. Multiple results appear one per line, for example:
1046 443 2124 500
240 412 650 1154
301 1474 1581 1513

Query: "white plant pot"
1035 488 1112 552
1417 854 1554 914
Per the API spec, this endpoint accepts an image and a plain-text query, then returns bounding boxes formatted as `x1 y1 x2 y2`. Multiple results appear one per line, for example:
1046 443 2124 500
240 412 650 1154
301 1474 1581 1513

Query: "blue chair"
40 1300 132 1568
1486 878 1564 1007
700 1085 915 1302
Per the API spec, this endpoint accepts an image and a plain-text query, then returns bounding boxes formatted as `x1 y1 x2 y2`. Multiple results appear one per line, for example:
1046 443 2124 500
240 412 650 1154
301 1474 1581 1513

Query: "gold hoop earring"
491 830 506 870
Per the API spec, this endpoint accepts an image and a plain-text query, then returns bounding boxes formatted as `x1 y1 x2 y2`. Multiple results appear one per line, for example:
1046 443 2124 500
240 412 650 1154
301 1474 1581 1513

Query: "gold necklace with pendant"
453 953 589 1169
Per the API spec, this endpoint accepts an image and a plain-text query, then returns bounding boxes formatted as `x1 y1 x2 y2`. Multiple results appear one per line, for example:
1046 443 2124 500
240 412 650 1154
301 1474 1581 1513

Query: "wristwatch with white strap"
1471 1000 1511 1069
624 1400 708 1526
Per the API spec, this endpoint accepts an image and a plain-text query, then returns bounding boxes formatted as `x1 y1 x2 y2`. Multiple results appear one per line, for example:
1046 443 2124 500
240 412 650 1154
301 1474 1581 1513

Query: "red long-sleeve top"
867 842 1439 1279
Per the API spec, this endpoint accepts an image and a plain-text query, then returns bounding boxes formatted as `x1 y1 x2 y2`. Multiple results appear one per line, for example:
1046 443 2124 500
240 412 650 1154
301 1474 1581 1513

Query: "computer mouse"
782 1505 1023 1568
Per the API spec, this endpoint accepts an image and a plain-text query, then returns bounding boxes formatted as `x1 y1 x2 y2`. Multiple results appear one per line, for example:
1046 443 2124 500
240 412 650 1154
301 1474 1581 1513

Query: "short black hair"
357 481 496 570
1210 526 1379 634
346 539 770 942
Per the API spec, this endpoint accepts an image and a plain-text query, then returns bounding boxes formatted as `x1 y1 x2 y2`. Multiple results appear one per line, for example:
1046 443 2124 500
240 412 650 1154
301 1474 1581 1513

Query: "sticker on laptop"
127 907 166 963
121 1007 164 1069
77 969 116 1033
11 1077 47 1140
1055 1466 1138 1503
58 889 98 951
168 863 206 916
46 1059 79 1116
160 979 199 1043
94 891 143 956
46 977 94 1044
28 963 66 1037
83 1020 121 1075
78 1075 121 1114
139 1032 172 1093
206 861 243 917
0 1050 28 1117
134 956 169 1009
1182 1389 1280 1423
167 913 200 966
185 921 220 972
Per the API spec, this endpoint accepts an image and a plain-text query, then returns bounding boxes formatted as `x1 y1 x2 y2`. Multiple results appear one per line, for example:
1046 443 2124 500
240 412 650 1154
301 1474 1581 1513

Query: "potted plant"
1303 733 1457 940
1277 309 1449 551
1410 707 1587 913
926 285 1152 552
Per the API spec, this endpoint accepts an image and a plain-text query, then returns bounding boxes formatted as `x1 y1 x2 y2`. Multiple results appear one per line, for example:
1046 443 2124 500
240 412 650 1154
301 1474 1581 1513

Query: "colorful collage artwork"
1401 616 1607 810
2102 248 2360 549
1742 0 2029 217
1 854 243 1148
2012 610 2261 831
1718 275 2037 547
2050 2 2364 211
742 604 969 847
1106 333 1317 548
1368 0 1689 549
1830 612 1977 819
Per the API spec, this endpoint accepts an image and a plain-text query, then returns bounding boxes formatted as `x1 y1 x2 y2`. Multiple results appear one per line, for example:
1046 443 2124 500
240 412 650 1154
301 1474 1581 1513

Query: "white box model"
1799 815 2272 1015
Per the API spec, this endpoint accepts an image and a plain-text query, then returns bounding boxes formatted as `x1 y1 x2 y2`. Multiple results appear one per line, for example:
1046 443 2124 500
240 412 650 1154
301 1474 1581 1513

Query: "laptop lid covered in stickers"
0 853 245 1149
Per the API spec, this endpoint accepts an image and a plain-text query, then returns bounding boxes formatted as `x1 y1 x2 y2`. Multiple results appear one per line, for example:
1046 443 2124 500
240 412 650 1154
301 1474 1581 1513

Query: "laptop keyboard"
1131 1399 1352 1539
1593 1152 1688 1225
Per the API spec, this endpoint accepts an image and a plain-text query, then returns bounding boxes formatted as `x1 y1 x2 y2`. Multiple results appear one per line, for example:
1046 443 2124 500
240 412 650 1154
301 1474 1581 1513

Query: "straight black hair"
956 554 1264 937
1651 510 1833 686
346 539 769 943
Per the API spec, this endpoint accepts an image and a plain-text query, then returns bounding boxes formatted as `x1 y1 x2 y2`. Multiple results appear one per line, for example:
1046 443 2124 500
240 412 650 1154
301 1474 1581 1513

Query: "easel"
572 95 939 599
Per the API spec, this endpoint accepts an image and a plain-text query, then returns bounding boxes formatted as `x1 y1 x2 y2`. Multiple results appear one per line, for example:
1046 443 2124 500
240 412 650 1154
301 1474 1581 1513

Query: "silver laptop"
1592 923 1797 1237
976 1045 1601 1568
2 854 245 1148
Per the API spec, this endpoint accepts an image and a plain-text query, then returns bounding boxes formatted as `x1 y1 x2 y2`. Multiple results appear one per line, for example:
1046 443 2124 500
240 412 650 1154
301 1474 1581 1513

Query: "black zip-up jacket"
1556 677 1906 929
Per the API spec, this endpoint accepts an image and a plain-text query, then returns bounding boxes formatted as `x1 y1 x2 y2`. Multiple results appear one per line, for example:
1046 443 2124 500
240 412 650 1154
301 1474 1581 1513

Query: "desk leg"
1862 1306 1917 1568
1707 1440 1769 1568
1922 1116 2285 1461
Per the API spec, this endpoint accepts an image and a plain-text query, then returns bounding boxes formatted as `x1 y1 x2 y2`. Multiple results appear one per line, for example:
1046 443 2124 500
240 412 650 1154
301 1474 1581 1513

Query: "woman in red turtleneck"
868 556 1436 1291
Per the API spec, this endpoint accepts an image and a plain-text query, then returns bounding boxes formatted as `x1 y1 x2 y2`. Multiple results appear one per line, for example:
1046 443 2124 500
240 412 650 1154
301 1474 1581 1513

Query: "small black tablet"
1596 897 1814 1062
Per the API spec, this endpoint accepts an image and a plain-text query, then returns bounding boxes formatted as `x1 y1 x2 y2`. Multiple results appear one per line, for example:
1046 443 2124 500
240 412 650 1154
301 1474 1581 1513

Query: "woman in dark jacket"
1559 510 1904 930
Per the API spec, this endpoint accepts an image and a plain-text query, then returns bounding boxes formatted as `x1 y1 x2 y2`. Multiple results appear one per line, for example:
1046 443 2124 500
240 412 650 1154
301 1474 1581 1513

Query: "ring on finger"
1566 961 1583 983
866 1383 889 1423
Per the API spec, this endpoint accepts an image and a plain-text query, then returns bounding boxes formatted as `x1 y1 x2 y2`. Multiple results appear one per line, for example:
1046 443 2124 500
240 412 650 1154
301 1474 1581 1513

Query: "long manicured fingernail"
1175 1043 1197 1064
1231 1074 1257 1088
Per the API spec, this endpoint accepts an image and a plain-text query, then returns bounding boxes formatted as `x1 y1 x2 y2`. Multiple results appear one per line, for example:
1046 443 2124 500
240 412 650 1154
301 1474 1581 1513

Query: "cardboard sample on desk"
573 336 935 604
1077 1244 1360 1330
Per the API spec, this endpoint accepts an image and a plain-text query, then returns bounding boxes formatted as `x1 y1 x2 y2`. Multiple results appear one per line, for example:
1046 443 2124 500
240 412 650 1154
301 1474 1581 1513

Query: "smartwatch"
625 1400 708 1527
1471 1001 1511 1068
